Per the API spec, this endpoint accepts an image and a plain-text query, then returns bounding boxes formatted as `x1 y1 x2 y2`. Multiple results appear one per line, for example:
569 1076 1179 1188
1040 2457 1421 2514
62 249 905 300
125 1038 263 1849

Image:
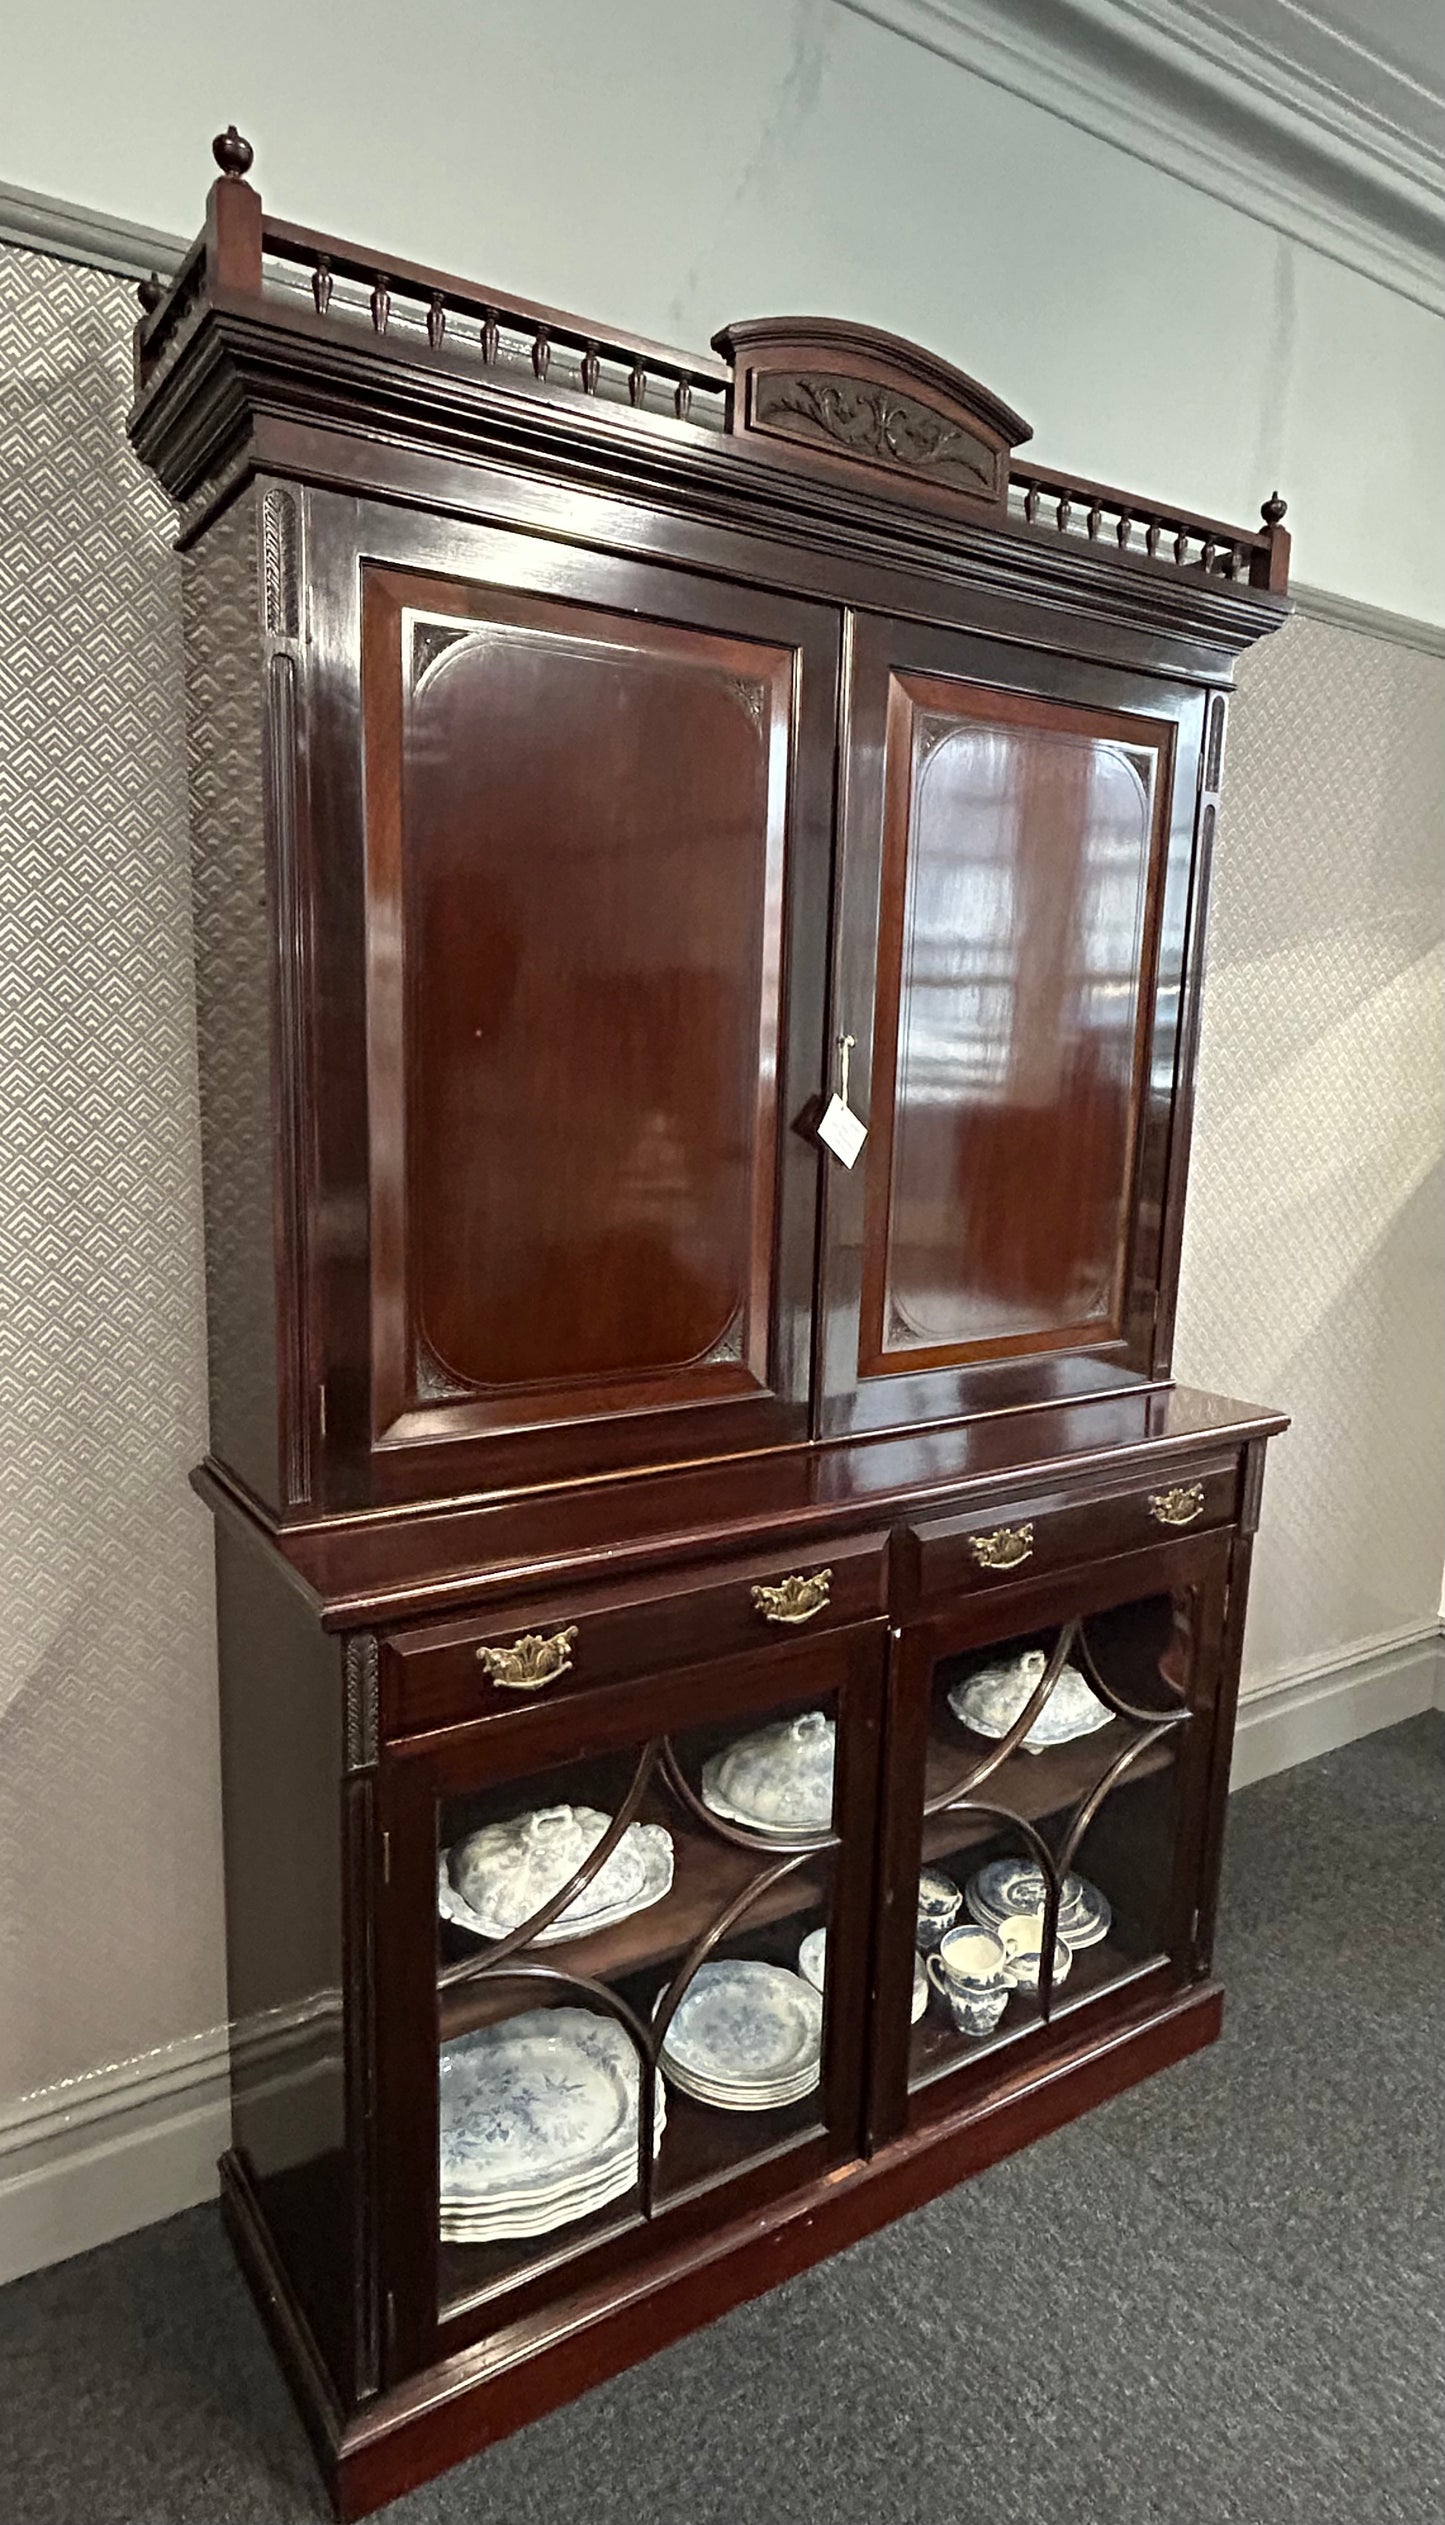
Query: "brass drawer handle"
1149 1484 1205 1528
751 1570 832 1625
475 1625 578 1691
967 1523 1034 1571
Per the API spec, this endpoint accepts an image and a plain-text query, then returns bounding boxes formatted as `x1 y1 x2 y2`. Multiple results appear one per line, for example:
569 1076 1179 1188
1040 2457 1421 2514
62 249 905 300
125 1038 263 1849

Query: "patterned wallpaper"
0 248 224 2105
0 244 1439 2129
1175 612 1445 1684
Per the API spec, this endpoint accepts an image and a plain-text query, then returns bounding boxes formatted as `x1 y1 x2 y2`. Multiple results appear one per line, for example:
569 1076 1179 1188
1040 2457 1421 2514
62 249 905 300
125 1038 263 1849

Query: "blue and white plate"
799 1926 927 2023
965 1859 1111 1950
661 1960 823 2108
439 2007 663 2241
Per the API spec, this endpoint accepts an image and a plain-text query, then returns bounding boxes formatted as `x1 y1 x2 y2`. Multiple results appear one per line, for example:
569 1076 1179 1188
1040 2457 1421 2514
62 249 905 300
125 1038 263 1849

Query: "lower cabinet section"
210 1433 1266 2520
376 1623 887 2372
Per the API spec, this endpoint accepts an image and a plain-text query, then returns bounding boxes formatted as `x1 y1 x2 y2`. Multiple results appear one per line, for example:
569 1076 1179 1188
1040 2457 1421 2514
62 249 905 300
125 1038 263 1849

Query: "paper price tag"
817 1094 867 1168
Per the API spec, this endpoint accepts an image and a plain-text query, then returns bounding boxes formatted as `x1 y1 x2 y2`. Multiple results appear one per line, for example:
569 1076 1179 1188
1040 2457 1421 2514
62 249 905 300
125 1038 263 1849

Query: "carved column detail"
344 1633 380 1771
261 487 300 638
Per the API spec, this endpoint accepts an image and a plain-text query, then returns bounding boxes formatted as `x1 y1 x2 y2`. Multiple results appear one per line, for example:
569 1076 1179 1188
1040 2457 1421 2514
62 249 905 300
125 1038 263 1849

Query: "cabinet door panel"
374 1622 886 2376
331 515 839 1504
399 597 780 1395
821 615 1205 1437
868 1532 1229 2145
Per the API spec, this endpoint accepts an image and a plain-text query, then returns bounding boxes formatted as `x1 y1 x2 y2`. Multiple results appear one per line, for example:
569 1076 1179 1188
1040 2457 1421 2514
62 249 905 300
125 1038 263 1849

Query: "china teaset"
438 1675 1113 2238
916 1856 1111 2038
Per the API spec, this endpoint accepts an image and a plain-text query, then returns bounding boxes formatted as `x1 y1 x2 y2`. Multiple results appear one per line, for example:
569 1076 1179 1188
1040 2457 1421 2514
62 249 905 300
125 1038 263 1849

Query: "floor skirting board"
0 1994 339 2288
1 1630 1439 2288
1231 1621 1445 1790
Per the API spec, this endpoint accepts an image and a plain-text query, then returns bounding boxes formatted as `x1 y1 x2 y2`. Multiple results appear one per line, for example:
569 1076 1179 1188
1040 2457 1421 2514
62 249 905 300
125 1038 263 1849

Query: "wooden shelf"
438 1824 832 2042
920 1715 1178 1867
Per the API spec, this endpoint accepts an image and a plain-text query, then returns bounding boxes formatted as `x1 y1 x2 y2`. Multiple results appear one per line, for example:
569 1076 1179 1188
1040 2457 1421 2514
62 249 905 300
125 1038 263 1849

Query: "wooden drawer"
900 1454 1241 1607
379 1530 890 1740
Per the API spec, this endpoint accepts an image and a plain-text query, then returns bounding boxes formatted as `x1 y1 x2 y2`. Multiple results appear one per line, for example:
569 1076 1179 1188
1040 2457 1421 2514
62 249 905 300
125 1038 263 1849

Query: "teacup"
995 1911 1073 1993
915 1867 963 1954
925 1925 1011 2036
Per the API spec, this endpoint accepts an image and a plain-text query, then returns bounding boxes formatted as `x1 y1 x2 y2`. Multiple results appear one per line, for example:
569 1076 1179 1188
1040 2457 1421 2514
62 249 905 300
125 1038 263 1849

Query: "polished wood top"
197 1382 1287 1628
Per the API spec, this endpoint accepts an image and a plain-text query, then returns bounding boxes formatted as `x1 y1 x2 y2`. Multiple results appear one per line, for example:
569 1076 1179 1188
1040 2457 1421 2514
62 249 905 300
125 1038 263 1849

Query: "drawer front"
903 1455 1240 1605
380 1529 890 1740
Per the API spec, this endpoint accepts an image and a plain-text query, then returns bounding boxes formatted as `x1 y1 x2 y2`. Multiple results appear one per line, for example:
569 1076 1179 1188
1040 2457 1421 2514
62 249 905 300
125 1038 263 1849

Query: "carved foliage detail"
752 369 997 495
261 488 299 639
345 1633 380 1770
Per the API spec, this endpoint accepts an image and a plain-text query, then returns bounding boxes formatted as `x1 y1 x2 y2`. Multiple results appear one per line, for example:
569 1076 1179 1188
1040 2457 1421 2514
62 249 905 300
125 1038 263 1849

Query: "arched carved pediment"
711 317 1031 515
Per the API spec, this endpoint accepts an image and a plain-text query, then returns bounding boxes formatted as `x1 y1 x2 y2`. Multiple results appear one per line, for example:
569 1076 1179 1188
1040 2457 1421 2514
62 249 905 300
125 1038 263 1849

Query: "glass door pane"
908 1586 1197 2097
429 1657 873 2327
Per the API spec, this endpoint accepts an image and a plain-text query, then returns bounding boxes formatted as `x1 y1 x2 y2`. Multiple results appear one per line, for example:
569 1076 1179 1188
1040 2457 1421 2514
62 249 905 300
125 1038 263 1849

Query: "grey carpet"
2 1712 1441 2525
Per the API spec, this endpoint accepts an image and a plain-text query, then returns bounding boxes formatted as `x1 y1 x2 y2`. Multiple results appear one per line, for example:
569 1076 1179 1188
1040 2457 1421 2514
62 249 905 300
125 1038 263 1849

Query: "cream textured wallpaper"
0 245 1439 2150
1175 614 1445 1686
0 248 224 2106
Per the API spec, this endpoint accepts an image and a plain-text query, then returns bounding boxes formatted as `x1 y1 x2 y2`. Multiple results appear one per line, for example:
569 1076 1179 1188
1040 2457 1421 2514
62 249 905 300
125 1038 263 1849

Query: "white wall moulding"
837 0 1445 315
1231 1623 1445 1789
0 180 184 284
1293 582 1445 659
0 1995 341 2287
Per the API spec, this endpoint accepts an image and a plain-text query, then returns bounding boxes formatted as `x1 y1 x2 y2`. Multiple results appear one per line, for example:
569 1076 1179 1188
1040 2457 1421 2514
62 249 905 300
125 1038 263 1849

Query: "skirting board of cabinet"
223 1978 1222 2523
1230 1621 1444 1790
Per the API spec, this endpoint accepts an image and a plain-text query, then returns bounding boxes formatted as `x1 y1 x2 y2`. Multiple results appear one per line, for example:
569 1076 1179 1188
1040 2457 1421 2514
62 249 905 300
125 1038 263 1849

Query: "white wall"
2 0 1443 622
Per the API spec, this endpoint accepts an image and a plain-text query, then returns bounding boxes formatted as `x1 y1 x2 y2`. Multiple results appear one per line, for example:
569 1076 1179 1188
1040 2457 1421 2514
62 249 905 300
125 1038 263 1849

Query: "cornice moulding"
836 0 1445 315
1293 581 1445 655
0 180 184 283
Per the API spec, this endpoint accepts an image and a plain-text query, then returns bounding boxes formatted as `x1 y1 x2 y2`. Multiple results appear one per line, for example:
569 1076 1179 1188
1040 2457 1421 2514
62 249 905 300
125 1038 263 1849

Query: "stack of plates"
439 1803 674 1946
947 1648 1113 1753
660 1960 822 2111
701 1710 835 1838
798 1925 927 2024
964 1858 1111 1950
439 2007 663 2244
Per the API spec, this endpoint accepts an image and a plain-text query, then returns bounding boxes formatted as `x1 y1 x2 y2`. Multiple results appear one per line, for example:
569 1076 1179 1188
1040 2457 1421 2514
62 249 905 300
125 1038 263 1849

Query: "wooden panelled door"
352 525 841 1495
818 613 1207 1438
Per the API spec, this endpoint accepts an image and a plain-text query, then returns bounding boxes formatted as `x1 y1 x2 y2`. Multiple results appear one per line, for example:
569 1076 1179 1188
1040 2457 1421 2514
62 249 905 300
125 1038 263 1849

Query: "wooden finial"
212 125 254 179
136 271 164 313
1261 491 1287 527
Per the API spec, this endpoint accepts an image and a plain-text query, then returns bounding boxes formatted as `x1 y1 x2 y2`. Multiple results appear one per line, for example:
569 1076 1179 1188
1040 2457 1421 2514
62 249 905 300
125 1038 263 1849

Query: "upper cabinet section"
131 133 1289 1522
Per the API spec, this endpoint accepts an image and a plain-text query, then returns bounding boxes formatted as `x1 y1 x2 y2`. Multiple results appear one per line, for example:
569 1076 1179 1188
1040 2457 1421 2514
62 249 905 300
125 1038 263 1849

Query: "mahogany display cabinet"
129 130 1291 2520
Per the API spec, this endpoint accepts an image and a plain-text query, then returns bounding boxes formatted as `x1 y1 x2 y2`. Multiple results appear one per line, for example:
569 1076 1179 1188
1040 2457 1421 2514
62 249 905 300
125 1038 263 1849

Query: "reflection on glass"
908 1591 1192 2092
885 702 1162 1352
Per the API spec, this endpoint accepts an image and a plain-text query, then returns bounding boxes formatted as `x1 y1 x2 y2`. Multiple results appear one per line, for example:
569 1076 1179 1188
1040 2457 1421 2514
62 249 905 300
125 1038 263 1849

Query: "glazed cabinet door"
373 1620 886 2376
306 499 840 1508
818 612 1210 1438
869 1532 1233 2143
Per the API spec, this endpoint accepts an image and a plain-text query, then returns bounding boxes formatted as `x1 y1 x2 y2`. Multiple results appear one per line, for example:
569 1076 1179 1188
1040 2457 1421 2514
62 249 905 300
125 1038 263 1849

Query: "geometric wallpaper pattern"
0 246 224 2107
0 245 1439 2125
1175 611 1445 1685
